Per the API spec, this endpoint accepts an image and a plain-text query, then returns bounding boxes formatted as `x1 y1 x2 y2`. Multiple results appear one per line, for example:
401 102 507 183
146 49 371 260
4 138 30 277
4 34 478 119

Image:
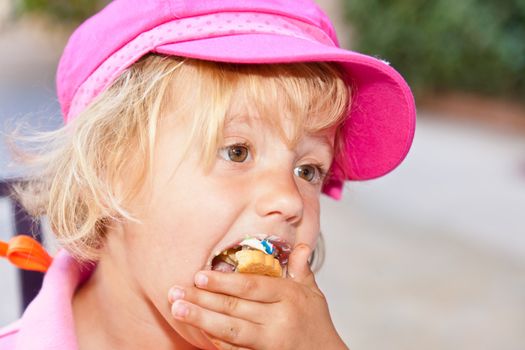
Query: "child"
0 0 415 349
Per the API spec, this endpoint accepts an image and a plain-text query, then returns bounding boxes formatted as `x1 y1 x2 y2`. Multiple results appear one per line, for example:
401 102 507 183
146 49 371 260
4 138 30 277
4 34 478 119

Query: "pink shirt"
0 250 94 349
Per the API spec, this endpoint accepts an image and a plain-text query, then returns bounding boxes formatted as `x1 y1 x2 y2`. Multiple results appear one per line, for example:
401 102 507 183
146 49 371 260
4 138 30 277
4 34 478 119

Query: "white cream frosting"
240 237 275 255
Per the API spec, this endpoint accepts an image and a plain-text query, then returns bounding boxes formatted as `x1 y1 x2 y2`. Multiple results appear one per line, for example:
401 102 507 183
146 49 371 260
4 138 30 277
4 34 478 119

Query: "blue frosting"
261 239 275 255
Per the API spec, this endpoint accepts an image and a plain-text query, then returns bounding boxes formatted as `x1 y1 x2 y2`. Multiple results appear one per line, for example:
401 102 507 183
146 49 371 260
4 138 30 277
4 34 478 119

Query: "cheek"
297 195 321 247
119 179 244 349
126 174 245 282
296 207 321 247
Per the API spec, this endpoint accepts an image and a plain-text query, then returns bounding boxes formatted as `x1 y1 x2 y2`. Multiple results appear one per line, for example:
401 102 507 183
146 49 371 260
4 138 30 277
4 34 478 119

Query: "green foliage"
343 0 525 99
15 0 108 24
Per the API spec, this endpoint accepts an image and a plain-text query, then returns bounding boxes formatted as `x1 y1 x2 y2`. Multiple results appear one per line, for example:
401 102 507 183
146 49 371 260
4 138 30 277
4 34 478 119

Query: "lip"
204 233 293 270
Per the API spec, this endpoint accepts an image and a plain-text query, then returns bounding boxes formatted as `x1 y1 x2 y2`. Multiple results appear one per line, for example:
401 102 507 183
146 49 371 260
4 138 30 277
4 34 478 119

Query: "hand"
168 244 349 350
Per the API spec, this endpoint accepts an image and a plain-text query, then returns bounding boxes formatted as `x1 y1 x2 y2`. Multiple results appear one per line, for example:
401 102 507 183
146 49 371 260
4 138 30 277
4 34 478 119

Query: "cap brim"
156 33 416 188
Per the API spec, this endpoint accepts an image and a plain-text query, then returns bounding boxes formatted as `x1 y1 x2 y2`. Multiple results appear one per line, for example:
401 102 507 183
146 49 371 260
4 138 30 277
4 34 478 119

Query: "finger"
201 330 253 350
194 271 286 302
168 285 270 323
208 337 253 350
171 300 259 348
286 243 315 285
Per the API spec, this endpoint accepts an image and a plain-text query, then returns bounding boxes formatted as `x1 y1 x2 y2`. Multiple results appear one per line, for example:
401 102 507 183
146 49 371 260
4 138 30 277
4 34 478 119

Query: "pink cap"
56 0 416 199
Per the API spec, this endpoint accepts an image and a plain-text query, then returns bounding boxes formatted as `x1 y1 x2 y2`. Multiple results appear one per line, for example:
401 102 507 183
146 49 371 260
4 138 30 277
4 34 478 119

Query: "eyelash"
218 142 330 185
294 162 329 185
218 142 253 162
307 162 330 183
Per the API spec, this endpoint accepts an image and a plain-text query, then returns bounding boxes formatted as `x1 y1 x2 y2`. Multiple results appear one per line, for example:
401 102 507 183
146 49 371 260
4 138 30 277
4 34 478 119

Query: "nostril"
264 207 302 224
285 209 302 225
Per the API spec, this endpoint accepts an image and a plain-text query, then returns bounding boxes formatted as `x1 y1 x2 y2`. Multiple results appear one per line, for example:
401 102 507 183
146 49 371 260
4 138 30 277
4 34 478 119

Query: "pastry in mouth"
211 237 291 277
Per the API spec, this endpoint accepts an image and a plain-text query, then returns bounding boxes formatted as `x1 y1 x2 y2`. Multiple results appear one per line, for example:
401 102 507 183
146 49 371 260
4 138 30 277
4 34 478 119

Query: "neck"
72 243 195 350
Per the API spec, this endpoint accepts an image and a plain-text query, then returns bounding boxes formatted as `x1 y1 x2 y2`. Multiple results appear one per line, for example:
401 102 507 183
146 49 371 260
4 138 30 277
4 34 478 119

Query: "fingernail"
195 272 208 288
168 287 185 303
172 300 189 318
294 243 312 254
295 243 311 250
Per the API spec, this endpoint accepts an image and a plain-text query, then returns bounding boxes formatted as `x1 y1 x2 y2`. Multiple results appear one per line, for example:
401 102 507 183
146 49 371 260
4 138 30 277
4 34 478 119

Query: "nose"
253 167 304 225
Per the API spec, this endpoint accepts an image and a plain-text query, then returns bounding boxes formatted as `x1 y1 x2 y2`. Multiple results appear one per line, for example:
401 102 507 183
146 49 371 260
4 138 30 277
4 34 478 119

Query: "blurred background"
1 0 524 349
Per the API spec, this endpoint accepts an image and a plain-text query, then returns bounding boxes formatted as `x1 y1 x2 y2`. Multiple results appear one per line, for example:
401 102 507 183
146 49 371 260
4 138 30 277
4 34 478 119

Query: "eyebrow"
225 111 335 158
224 112 256 126
316 135 335 149
306 134 335 158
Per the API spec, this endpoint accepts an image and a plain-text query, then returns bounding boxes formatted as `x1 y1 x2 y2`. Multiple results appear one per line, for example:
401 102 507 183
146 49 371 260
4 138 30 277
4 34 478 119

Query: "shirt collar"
16 249 95 350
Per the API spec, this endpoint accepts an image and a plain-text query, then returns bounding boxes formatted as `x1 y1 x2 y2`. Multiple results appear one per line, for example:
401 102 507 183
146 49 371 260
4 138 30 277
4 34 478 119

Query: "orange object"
0 235 52 272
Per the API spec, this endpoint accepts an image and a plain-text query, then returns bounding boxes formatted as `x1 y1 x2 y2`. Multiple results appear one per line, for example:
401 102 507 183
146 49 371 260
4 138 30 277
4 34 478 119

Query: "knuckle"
222 295 239 313
220 324 240 344
296 286 312 303
279 282 299 301
240 277 257 295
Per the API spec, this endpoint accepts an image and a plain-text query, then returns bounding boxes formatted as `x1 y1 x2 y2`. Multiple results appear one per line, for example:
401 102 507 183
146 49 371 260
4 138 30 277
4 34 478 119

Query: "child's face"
112 95 336 347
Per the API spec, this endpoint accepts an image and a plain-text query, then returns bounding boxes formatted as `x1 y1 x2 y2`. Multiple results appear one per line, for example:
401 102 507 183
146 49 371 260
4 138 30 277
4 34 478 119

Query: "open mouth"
211 236 291 277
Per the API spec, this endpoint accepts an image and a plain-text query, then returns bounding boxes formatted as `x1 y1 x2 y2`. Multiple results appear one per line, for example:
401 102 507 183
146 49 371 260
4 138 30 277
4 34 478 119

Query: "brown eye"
226 144 250 162
294 164 323 183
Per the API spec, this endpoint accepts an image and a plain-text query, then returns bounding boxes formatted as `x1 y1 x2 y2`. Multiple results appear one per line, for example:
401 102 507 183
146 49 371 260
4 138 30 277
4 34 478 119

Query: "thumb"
286 243 315 285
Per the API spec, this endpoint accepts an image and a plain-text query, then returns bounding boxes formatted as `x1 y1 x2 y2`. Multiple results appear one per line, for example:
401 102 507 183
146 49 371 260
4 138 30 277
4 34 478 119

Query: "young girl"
0 0 415 349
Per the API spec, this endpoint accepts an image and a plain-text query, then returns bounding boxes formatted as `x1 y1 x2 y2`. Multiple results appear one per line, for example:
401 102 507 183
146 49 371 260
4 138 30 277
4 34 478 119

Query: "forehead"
164 58 349 133
223 84 341 148
160 59 349 173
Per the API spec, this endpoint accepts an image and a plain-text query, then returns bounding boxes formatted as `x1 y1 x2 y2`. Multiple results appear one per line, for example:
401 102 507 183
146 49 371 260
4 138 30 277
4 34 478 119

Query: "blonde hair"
4 54 350 262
